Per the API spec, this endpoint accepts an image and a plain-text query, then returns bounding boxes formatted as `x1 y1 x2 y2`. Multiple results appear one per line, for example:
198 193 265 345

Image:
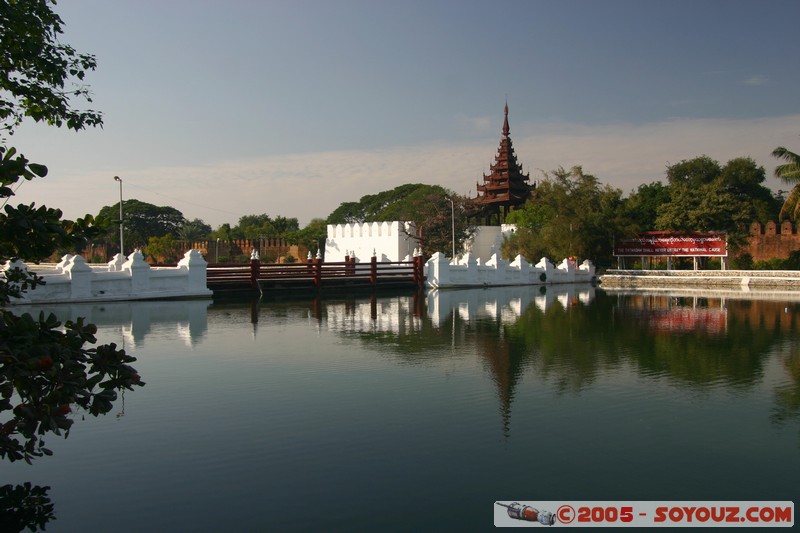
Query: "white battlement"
425 252 595 288
3 249 212 304
325 221 419 262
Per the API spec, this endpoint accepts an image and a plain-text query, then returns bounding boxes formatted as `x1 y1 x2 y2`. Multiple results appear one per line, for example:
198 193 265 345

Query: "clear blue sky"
11 0 800 227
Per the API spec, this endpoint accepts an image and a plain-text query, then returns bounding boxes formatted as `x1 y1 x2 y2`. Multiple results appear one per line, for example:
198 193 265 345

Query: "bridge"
207 255 426 296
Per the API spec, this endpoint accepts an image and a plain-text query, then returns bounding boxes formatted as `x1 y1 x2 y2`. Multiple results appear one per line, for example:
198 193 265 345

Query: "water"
3 286 799 531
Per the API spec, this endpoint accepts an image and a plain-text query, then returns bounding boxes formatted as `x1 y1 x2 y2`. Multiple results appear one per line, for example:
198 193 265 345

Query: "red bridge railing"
206 254 425 293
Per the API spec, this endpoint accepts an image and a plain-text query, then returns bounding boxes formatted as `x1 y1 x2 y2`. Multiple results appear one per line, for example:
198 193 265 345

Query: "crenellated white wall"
425 252 595 288
3 249 212 304
325 221 420 262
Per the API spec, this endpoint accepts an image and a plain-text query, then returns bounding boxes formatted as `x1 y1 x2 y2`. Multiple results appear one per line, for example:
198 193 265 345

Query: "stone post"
178 249 208 292
124 250 151 294
425 252 451 288
56 254 73 273
535 257 555 284
107 253 126 272
64 255 92 299
2 259 30 300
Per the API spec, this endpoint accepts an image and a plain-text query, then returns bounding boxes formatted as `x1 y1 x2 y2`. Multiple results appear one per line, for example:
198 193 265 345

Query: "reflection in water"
0 483 55 531
259 285 799 438
4 287 800 530
425 285 596 435
11 300 211 347
14 289 799 438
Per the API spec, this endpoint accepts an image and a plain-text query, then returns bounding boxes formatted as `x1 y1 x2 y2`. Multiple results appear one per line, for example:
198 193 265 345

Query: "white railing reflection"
426 285 596 328
9 300 212 347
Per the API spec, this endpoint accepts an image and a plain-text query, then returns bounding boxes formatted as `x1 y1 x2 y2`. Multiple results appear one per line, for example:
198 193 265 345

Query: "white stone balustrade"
425 252 595 288
3 249 212 304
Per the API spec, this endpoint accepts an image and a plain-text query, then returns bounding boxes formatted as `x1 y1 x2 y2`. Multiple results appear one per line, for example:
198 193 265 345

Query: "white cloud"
12 115 800 228
743 75 769 86
454 113 493 136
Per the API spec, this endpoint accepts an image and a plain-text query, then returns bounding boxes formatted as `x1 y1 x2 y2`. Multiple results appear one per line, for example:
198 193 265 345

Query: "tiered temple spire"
471 101 534 225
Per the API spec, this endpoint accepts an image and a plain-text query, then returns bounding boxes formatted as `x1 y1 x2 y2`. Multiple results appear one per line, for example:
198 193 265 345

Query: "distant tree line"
87 152 800 268
88 183 475 263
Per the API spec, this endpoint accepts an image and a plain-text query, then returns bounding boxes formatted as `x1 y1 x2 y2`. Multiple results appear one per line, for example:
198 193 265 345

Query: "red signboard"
614 232 727 257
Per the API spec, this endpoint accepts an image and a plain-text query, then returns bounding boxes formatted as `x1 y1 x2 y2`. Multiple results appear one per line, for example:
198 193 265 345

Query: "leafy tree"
234 214 271 239
210 223 234 241
655 156 776 249
503 166 628 266
97 199 185 250
718 157 781 223
328 183 434 224
664 155 721 188
268 215 300 237
622 182 671 232
326 201 363 224
771 145 800 220
145 234 179 263
178 218 212 242
231 214 299 240
294 218 328 254
0 0 102 135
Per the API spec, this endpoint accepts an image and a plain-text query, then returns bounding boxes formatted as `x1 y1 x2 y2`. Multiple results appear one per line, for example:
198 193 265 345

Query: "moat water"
5 286 799 531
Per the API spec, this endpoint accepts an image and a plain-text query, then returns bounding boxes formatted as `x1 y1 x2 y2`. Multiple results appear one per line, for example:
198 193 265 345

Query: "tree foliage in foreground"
1 152 145 465
1 0 144 472
0 0 102 135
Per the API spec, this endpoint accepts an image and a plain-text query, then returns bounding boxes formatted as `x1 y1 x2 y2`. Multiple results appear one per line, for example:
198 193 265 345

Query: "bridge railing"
206 255 425 292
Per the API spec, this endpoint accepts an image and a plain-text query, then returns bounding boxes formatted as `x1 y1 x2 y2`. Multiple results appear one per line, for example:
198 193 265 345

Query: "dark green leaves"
0 482 55 531
0 312 145 463
0 0 103 135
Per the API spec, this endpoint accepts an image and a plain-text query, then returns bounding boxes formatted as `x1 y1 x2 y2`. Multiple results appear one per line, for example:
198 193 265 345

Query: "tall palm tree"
772 146 800 220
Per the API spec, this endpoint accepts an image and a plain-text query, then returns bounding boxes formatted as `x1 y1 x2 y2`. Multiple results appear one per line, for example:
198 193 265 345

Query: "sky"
8 0 800 228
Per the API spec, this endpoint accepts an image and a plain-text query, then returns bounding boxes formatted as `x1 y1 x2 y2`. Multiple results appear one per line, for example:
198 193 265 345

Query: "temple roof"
473 102 533 211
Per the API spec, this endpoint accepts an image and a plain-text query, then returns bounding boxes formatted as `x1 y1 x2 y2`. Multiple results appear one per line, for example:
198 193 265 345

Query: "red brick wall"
71 239 309 265
746 221 800 261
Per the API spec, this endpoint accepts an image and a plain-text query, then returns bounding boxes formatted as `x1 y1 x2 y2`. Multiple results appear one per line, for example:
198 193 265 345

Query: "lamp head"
114 176 121 182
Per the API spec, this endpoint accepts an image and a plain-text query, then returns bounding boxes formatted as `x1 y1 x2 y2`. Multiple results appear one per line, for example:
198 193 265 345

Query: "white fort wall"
325 221 419 262
425 252 596 288
4 249 212 304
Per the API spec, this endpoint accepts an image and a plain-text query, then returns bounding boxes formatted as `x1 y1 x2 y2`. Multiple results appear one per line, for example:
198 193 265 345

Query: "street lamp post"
446 197 455 259
113 176 123 256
